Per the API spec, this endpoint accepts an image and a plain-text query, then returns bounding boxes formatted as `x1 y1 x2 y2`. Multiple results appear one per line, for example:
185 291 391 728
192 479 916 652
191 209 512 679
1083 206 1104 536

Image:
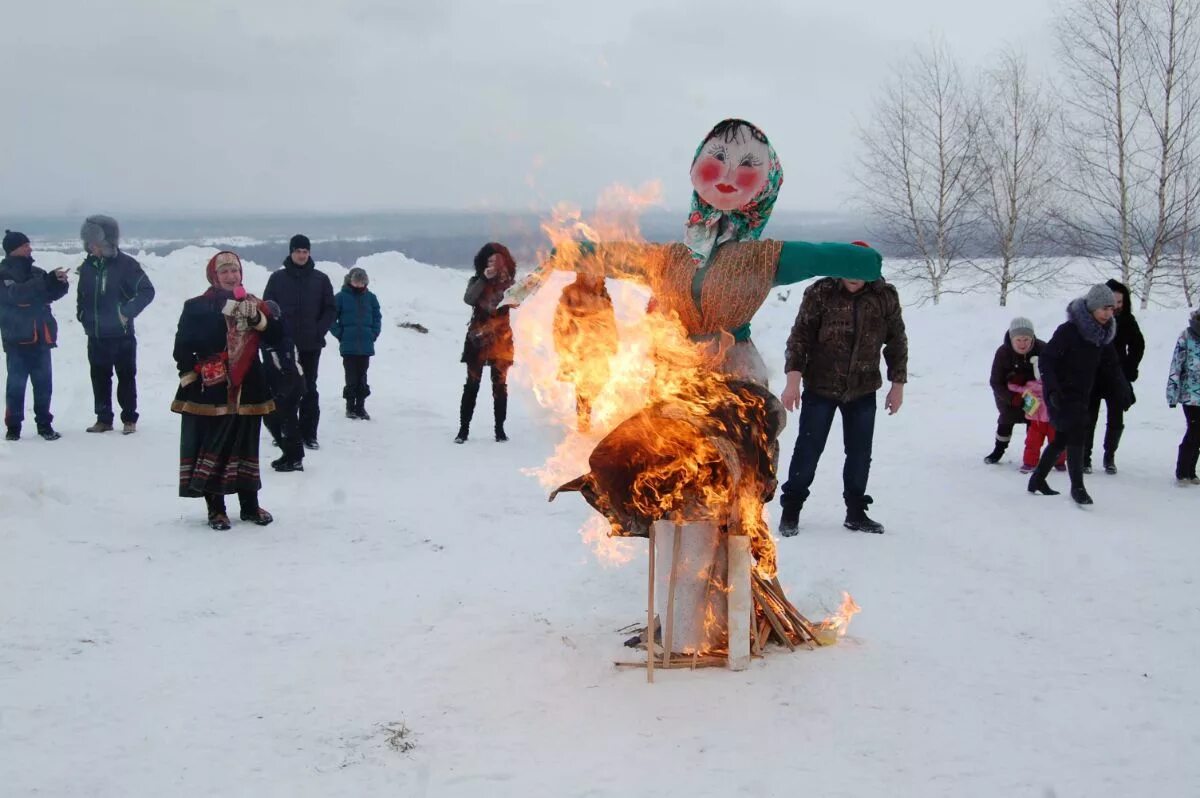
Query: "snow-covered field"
2 247 1197 797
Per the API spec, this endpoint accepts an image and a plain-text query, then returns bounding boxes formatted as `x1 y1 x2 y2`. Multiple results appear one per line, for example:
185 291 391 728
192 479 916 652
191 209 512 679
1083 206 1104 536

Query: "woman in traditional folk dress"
172 251 281 530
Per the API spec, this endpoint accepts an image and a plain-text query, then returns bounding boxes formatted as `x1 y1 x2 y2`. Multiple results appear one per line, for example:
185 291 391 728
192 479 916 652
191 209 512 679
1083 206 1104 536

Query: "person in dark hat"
76 214 155 434
263 234 335 450
331 266 382 420
1 231 69 440
1028 284 1132 504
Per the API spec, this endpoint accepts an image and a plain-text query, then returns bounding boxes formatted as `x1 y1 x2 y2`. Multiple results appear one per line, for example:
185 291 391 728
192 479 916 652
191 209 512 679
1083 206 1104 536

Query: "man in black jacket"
1 231 69 441
263 235 335 450
1084 279 1145 474
77 215 155 434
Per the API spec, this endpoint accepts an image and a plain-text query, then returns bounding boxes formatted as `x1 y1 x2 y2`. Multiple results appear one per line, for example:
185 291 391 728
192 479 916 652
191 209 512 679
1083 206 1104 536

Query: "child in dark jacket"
331 267 382 420
260 300 306 472
984 317 1045 464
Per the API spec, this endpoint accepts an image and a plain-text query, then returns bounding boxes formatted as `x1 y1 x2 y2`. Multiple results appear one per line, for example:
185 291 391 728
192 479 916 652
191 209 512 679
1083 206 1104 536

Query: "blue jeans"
5 347 53 430
780 391 877 511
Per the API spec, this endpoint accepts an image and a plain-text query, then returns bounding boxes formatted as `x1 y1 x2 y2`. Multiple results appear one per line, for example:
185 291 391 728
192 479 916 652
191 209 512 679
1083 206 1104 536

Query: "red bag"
197 355 228 388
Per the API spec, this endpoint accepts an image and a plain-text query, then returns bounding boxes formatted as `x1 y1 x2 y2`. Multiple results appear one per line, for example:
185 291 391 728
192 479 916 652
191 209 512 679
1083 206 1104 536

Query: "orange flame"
816 592 862 640
514 183 780 581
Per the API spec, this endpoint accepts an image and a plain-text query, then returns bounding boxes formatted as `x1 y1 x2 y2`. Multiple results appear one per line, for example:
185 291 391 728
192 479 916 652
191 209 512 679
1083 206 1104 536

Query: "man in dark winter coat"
984 317 1046 464
1 231 69 441
1085 279 1145 474
260 300 307 472
1028 284 1132 505
778 276 908 535
76 215 155 434
263 235 335 450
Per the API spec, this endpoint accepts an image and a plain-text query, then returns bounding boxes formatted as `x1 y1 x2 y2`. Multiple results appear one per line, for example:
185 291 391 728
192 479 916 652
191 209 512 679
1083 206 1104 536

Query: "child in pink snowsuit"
1010 358 1066 472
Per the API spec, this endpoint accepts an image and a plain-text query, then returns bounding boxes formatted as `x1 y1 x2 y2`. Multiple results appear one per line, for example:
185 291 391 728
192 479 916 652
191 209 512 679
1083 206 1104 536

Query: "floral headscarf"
684 119 783 267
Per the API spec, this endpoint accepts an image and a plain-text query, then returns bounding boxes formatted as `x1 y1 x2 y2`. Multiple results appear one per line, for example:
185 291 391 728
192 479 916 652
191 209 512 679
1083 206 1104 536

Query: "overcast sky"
2 0 1059 216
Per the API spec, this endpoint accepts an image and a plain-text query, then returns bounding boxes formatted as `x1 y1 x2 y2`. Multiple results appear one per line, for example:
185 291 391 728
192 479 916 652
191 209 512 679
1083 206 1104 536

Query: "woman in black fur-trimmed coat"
454 242 516 444
1028 285 1131 505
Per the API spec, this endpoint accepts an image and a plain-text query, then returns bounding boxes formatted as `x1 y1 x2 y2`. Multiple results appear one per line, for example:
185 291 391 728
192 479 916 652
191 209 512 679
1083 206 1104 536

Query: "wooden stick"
752 582 796 651
761 575 822 644
663 522 682 666
647 525 656 683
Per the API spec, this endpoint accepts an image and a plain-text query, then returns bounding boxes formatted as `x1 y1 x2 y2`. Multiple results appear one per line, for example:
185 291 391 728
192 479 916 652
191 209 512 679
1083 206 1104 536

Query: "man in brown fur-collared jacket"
777 274 908 536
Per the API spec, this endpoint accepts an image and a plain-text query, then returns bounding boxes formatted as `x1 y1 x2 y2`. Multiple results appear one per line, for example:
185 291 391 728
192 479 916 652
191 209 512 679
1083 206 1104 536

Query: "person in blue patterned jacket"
1167 308 1200 485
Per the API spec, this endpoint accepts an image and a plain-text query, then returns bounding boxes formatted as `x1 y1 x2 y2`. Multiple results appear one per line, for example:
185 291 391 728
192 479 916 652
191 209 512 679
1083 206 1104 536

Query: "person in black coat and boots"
263 235 335 450
1029 284 1132 505
77 215 156 434
455 242 516 443
1084 279 1145 474
1 231 69 441
260 299 306 472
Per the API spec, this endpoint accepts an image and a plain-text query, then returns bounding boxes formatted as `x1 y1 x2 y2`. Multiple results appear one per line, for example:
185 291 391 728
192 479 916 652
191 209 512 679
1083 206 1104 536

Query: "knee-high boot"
456 379 480 443
493 381 508 442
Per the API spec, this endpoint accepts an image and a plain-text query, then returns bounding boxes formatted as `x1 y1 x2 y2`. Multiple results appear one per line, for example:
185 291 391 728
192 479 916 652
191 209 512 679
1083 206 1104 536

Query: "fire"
815 592 862 643
514 184 782 581
579 515 638 567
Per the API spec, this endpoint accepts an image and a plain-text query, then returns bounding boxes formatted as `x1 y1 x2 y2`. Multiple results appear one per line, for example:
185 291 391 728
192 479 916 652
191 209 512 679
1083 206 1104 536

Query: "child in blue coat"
331 267 382 420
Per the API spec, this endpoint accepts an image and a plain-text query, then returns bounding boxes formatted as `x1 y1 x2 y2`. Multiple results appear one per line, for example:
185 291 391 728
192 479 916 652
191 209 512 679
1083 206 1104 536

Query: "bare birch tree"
1056 0 1143 285
974 50 1063 306
1131 0 1200 307
855 38 985 304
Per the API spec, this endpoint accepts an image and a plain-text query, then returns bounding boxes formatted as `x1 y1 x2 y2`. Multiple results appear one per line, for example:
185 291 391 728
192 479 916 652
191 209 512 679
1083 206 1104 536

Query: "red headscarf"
202 251 272 391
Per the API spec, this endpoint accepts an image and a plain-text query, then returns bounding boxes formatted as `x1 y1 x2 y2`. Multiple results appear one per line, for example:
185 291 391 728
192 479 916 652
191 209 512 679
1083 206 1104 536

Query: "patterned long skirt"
178 413 263 497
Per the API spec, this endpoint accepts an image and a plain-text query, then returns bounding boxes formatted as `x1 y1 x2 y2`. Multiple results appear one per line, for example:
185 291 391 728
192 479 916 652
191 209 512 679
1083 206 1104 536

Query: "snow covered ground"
2 248 1197 797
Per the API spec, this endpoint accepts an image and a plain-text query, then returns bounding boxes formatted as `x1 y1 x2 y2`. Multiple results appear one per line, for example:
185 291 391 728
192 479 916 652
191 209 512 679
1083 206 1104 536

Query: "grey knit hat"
80 215 120 258
1084 283 1116 312
345 267 369 286
1009 317 1035 339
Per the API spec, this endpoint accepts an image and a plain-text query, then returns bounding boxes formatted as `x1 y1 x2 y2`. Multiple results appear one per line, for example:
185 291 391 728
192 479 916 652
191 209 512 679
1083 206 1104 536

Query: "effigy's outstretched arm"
501 242 664 307
773 242 882 287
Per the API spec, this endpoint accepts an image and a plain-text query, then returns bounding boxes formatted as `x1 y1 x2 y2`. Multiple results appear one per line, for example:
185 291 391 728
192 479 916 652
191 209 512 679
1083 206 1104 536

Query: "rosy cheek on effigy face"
735 164 764 191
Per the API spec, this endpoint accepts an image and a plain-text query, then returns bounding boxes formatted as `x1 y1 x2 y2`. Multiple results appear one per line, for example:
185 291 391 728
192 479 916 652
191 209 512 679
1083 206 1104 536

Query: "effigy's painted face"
690 124 771 211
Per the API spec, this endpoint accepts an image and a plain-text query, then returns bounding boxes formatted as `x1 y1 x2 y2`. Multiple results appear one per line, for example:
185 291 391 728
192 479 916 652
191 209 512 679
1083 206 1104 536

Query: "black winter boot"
494 382 509 442
844 496 884 533
344 386 357 419
356 384 371 420
1027 444 1061 496
779 505 801 537
206 494 231 530
1067 444 1093 504
1179 438 1200 481
456 379 480 443
1103 426 1123 474
983 438 1008 464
